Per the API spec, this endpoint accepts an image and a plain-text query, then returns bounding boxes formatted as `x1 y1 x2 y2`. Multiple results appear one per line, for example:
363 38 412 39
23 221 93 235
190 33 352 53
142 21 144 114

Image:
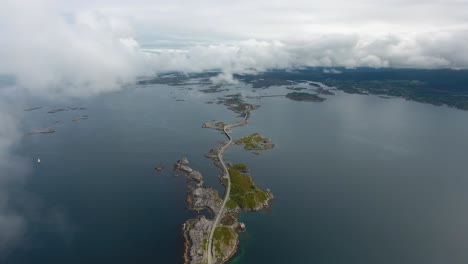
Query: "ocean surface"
6 82 468 264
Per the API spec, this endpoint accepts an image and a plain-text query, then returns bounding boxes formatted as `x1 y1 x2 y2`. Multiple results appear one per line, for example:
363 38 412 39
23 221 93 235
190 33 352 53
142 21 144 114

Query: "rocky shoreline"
235 133 275 151
176 99 273 264
175 156 246 264
176 141 273 263
174 158 222 264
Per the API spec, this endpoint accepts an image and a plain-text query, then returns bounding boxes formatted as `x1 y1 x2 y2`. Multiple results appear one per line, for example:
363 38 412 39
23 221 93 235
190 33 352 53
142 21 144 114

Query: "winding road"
206 111 249 264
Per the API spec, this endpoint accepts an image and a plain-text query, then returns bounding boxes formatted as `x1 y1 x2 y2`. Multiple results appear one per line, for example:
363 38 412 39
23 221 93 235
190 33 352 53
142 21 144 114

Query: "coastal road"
207 111 249 264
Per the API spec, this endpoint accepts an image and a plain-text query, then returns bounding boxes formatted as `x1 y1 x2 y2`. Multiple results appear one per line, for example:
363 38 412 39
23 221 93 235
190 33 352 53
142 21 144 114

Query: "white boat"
37 158 41 163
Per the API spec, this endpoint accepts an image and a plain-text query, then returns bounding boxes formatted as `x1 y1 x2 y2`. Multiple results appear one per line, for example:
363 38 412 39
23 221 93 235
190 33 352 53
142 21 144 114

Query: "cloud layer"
2 0 468 97
0 0 145 98
144 30 468 75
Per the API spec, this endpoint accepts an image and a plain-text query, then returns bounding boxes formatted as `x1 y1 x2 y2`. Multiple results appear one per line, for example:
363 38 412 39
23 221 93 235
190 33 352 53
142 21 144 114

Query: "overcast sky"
1 0 468 253
1 0 468 92
62 0 468 39
2 0 468 91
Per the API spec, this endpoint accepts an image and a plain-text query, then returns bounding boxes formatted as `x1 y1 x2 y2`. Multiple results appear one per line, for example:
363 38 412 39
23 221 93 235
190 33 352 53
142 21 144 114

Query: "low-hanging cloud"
0 0 147 98
142 29 468 81
2 1 468 96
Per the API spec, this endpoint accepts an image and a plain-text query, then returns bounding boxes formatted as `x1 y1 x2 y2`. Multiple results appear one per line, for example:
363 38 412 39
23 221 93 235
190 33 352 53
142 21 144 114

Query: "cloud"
323 69 342 74
209 72 238 85
65 0 468 43
0 0 146 98
142 29 468 74
2 1 468 96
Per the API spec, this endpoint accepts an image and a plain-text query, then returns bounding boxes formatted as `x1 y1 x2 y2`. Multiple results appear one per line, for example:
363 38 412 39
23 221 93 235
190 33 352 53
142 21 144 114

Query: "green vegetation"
226 199 238 210
228 164 270 210
324 79 468 110
202 239 208 250
323 79 426 95
285 92 326 102
213 226 235 255
237 68 468 111
217 93 254 114
214 226 234 245
231 163 248 172
139 69 468 111
235 133 274 150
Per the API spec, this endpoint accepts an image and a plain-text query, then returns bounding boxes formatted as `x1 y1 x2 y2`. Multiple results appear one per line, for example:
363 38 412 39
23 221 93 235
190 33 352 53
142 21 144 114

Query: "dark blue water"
228 90 468 264
6 83 468 264
7 85 237 264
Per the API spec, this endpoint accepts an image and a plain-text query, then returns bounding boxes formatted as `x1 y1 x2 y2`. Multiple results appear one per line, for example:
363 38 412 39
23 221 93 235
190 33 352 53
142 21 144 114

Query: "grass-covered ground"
227 164 270 210
285 92 326 102
213 226 235 255
231 163 248 172
235 133 274 150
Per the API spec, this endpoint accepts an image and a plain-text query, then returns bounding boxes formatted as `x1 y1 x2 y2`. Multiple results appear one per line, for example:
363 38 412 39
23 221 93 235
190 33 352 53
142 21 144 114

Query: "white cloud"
65 0 468 43
0 0 146 98
142 29 468 73
2 0 468 97
210 72 238 85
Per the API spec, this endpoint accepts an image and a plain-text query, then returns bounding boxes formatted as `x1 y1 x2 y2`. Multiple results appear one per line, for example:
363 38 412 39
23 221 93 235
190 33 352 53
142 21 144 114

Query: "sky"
2 0 468 94
1 0 468 255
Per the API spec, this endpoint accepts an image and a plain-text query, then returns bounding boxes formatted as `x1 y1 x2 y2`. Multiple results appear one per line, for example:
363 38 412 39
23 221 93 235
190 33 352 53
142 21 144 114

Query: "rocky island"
285 92 326 102
27 128 55 135
176 160 271 264
174 157 222 264
315 87 335 95
177 100 273 264
235 133 274 151
217 93 259 115
24 106 43 111
225 163 272 211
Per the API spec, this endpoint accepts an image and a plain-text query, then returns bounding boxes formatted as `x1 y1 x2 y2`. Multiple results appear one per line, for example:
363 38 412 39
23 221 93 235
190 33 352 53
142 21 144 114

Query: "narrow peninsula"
178 103 273 264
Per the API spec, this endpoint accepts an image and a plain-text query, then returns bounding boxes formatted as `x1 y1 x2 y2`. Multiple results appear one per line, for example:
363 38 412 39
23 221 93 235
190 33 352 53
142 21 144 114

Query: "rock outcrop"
175 158 224 264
